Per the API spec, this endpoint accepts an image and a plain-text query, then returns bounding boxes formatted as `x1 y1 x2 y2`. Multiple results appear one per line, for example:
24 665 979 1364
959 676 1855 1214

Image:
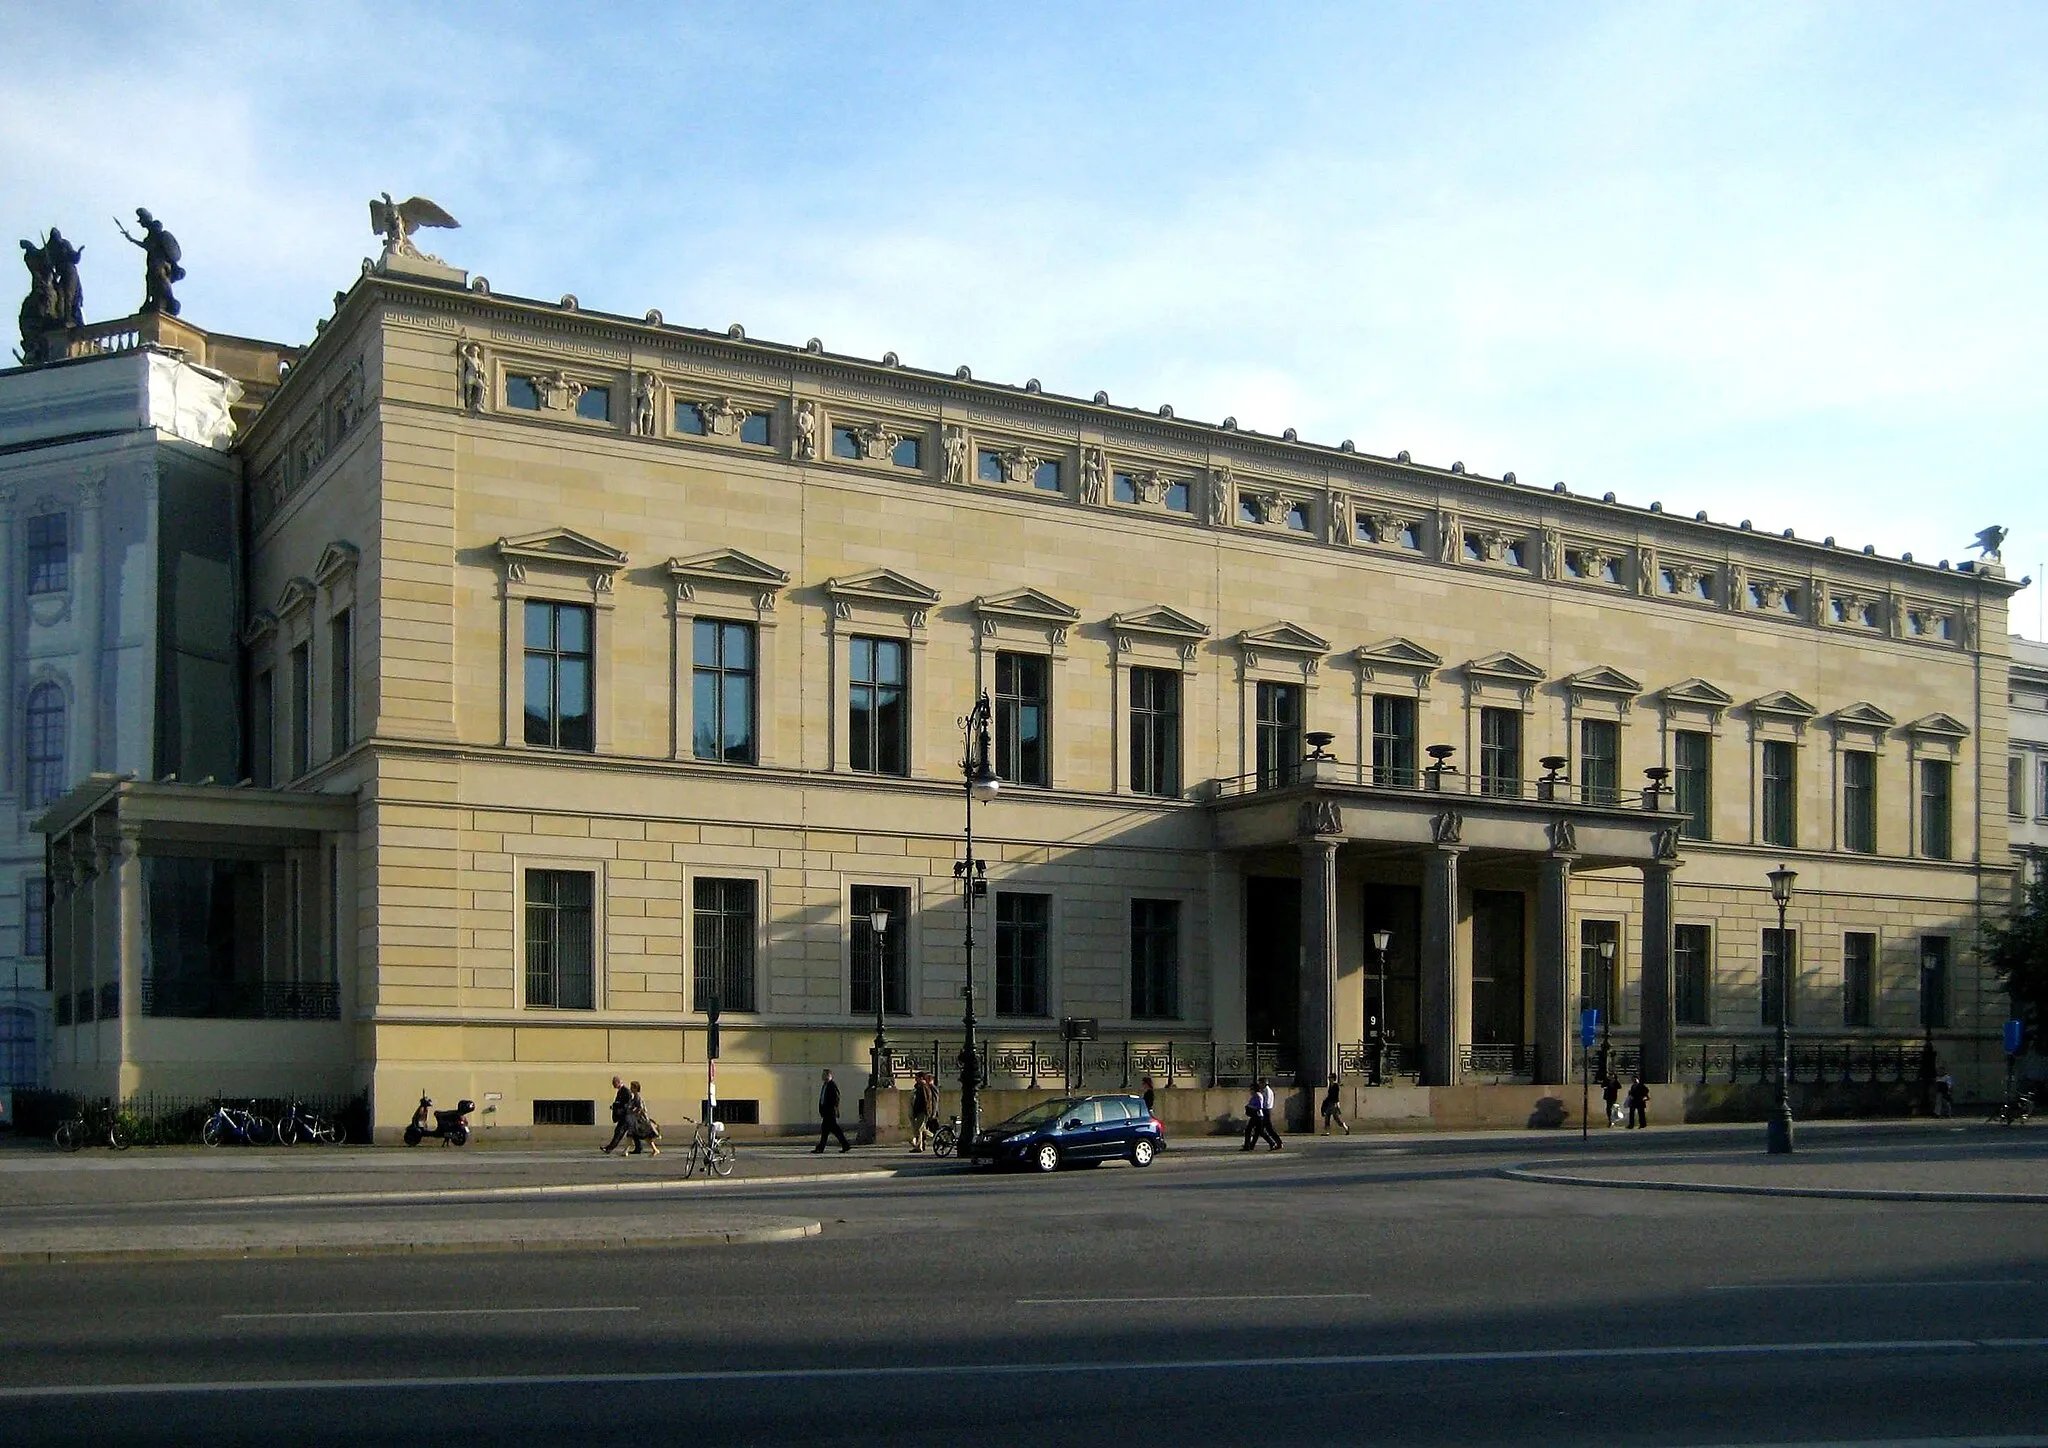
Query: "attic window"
740 412 771 446
675 401 706 435
1239 496 1266 525
1114 472 1138 504
1354 514 1379 544
575 386 611 423
1163 480 1190 513
506 375 541 411
1285 502 1311 532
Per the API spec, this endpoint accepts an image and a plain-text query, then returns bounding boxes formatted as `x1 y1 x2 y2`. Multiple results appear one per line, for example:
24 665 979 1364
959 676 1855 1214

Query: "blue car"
969 1093 1164 1172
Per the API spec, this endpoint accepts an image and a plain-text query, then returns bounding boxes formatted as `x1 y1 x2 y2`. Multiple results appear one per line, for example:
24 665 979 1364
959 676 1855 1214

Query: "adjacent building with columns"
35 251 2025 1133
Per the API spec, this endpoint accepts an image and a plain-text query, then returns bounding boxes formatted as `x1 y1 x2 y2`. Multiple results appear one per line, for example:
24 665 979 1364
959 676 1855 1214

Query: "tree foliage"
1982 870 2048 1043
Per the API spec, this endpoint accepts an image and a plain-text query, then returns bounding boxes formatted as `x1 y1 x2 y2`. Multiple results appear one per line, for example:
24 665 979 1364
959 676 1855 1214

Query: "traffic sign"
2006 1019 2025 1056
1580 1008 1599 1048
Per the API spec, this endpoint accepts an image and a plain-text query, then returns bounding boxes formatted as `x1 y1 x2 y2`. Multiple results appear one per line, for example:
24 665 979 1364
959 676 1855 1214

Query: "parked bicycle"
53 1097 127 1152
201 1100 274 1147
682 1117 736 1179
276 1099 347 1146
1987 1091 2035 1126
929 1114 960 1158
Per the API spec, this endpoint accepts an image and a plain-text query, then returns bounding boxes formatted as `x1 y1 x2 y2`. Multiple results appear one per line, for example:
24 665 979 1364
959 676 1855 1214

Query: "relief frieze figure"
942 425 968 486
794 400 819 460
1436 511 1459 564
1079 446 1106 506
632 372 659 437
1207 466 1233 526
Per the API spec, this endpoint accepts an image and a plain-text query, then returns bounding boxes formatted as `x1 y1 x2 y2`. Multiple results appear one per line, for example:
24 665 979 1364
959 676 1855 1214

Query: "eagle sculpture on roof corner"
369 193 460 260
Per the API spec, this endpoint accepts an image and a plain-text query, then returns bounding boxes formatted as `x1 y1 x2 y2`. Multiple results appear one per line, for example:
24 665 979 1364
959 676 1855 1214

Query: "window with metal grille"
1130 898 1180 1019
532 1099 595 1126
25 513 67 595
1579 719 1620 804
525 870 595 1009
1842 749 1876 853
1674 924 1712 1026
0 1006 34 1089
1919 760 1952 860
1919 936 1949 1030
692 619 756 763
994 652 1048 787
692 877 756 1013
1762 739 1797 847
848 637 907 775
524 601 594 751
1255 681 1302 789
1129 667 1181 797
850 884 909 1016
22 875 45 959
1479 707 1521 797
1843 931 1875 1028
996 891 1049 1017
1372 695 1417 787
1762 927 1797 1027
24 683 65 808
1674 730 1712 840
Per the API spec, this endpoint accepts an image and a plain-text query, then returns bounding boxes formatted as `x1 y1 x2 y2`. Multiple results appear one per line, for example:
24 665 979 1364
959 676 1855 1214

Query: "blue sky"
6 3 2045 632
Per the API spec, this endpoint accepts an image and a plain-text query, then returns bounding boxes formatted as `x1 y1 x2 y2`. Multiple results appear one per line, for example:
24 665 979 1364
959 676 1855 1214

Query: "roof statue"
115 208 184 316
14 228 83 365
369 193 460 263
1973 525 2007 562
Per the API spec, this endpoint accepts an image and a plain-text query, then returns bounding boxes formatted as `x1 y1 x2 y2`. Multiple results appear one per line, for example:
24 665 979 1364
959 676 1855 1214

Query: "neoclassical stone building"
38 254 2023 1132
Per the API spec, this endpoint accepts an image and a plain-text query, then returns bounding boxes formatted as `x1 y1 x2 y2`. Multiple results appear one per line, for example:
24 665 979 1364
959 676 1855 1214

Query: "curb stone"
1500 1166 2048 1205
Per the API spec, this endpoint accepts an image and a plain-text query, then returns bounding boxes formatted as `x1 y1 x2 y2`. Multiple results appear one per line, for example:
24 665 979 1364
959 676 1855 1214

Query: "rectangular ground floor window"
1843 932 1876 1028
532 1099 595 1126
525 869 596 1009
1130 898 1180 1019
1673 924 1712 1026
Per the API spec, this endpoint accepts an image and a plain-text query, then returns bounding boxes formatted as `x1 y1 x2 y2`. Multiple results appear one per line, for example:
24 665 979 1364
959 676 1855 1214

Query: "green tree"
1982 870 2048 1044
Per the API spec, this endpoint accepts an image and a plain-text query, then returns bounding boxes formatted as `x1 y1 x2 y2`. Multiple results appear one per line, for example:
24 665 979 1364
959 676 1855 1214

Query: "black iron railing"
1574 1036 1934 1085
1212 760 1677 811
140 979 341 1021
882 1039 1299 1091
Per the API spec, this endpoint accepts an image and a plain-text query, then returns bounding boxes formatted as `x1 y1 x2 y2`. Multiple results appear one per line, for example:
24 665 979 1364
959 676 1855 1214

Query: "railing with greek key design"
1573 1035 1935 1085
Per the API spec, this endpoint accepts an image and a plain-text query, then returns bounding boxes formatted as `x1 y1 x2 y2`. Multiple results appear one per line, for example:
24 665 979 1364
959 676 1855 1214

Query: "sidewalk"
1504 1135 2048 1203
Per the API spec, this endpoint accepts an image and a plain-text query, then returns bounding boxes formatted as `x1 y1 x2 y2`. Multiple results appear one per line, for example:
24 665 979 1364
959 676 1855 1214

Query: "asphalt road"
3 1132 2045 1447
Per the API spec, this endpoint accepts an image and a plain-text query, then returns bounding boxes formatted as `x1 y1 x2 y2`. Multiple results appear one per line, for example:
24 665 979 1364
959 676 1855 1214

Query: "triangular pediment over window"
667 548 790 589
275 576 317 618
1906 711 1969 739
974 587 1081 626
1564 665 1643 698
1465 650 1545 684
1109 604 1209 642
1238 621 1331 657
1749 690 1817 720
1830 701 1897 730
313 541 360 586
1356 637 1442 672
825 567 941 608
242 608 280 647
496 527 628 573
1662 677 1734 709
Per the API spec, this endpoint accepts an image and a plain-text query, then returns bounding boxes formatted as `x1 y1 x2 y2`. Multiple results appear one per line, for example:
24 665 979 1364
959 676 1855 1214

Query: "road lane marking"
1705 1280 2034 1293
221 1307 641 1322
1017 1293 1373 1305
4 1336 2045 1399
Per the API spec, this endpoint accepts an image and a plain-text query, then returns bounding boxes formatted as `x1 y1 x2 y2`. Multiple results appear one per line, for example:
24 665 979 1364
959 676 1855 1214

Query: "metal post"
1766 867 1796 1155
956 692 997 1154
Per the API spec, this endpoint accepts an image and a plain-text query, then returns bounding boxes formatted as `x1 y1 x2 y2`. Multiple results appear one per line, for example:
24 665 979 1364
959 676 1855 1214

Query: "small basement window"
533 1099 596 1126
708 1099 760 1125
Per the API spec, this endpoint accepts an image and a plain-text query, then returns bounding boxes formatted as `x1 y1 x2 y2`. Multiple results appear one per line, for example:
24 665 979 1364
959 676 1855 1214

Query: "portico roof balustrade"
1206 757 1693 1093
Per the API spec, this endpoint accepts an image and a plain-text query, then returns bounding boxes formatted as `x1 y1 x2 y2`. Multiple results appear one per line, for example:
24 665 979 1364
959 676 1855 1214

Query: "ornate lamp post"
1597 937 1616 1082
865 906 892 1095
1767 865 1797 1155
1919 949 1940 1112
1369 929 1391 1085
954 692 1000 1152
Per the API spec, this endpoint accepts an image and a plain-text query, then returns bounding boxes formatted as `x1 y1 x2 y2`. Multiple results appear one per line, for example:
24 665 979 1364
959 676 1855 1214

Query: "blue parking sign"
1580 1009 1600 1048
2007 1020 2025 1056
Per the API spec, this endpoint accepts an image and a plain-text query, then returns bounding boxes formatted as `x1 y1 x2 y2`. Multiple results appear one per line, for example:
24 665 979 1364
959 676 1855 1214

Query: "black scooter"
403 1092 474 1146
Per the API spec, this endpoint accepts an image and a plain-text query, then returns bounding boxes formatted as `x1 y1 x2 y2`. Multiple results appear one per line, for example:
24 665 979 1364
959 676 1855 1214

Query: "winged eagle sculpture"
368 193 460 262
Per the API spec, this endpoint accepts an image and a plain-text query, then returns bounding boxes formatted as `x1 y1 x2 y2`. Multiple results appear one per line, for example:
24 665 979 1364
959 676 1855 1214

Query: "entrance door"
1471 889 1526 1046
1244 876 1300 1057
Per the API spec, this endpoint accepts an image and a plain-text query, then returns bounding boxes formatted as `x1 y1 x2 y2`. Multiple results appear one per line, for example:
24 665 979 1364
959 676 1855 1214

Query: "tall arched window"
25 683 66 808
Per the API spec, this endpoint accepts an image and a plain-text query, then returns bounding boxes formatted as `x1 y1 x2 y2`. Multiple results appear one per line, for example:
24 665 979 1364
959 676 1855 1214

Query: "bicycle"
52 1098 127 1152
929 1114 960 1158
1987 1092 2035 1126
682 1117 736 1179
276 1099 347 1145
201 1100 274 1147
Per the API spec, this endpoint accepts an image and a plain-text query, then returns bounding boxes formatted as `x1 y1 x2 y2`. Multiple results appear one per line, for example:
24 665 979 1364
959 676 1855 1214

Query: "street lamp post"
954 692 1000 1153
1597 938 1616 1082
1369 929 1391 1086
1919 951 1939 1114
1767 865 1797 1155
865 906 892 1096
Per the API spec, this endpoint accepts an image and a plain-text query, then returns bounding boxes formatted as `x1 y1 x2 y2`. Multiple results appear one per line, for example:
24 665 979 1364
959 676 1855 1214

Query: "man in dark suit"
814 1068 850 1153
601 1076 633 1154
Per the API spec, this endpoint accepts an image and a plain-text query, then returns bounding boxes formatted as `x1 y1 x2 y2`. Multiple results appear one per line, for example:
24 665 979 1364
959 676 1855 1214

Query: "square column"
1297 835 1340 1087
1420 845 1464 1086
1639 862 1677 1083
1534 853 1574 1085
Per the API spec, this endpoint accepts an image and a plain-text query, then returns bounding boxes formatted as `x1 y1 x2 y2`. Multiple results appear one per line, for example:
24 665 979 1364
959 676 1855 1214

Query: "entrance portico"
1212 761 1689 1088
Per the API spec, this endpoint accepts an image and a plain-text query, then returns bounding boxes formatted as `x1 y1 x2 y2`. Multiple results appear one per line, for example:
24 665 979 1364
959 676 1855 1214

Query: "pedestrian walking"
1625 1073 1649 1129
1934 1065 1955 1119
601 1075 633 1154
1241 1081 1265 1151
1258 1076 1284 1150
909 1071 937 1153
626 1080 661 1156
1601 1073 1622 1128
1320 1072 1348 1135
1141 1076 1156 1115
814 1068 851 1153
